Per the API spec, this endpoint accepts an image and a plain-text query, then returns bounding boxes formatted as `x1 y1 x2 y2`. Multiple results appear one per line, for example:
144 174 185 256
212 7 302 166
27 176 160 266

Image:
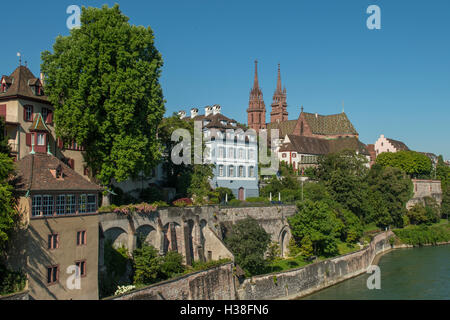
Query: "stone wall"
237 231 394 300
407 179 442 209
110 262 236 300
0 290 29 300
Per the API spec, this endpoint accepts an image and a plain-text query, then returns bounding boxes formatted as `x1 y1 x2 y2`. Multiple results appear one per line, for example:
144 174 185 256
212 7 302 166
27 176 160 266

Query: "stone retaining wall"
237 231 394 300
110 262 236 300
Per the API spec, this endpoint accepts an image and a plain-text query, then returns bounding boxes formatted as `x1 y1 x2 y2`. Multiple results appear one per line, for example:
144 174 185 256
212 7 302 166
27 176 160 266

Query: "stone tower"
247 60 266 131
270 64 288 123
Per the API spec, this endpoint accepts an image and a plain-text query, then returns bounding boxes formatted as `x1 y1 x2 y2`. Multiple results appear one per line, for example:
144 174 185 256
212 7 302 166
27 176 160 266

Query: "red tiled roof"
0 66 49 103
15 153 102 192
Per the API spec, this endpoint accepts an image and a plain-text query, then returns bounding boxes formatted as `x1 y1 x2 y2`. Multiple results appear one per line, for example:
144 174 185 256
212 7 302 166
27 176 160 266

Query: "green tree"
41 4 165 186
0 153 16 252
160 251 185 278
224 218 271 276
288 200 343 257
266 241 281 262
215 187 235 203
132 243 162 285
441 185 450 219
0 117 11 155
376 151 432 178
187 164 214 205
366 165 413 228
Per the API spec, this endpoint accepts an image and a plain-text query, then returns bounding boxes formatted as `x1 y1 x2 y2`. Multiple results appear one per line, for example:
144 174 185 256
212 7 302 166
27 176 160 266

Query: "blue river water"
300 245 450 300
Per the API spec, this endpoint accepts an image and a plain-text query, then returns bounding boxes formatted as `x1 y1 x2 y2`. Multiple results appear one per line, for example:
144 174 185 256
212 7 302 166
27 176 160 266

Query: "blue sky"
1 0 449 158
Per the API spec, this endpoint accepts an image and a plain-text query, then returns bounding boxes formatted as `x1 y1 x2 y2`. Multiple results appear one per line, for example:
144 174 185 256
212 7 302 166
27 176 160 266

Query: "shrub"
139 185 163 203
0 265 26 296
228 199 242 207
160 251 185 278
151 201 169 208
246 197 269 203
172 198 193 207
216 187 235 202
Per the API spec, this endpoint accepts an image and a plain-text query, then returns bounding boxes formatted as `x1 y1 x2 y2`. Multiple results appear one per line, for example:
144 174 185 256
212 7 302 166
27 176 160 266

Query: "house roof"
0 66 49 103
187 110 246 131
279 135 370 156
386 138 409 151
29 113 50 132
302 112 358 136
15 153 102 192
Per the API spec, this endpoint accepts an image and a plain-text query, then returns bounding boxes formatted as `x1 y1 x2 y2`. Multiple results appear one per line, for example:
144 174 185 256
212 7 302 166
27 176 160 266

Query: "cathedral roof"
302 112 358 136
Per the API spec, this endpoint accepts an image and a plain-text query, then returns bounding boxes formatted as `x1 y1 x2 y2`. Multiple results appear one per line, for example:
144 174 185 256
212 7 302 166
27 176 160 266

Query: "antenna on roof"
17 52 22 66
342 101 345 113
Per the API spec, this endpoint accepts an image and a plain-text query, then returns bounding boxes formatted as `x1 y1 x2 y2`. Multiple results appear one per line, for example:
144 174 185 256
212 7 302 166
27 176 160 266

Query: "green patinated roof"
29 113 50 132
303 112 358 136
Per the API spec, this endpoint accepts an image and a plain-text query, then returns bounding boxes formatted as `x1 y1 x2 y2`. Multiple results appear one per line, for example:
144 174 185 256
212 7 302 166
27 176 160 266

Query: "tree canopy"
224 218 270 276
41 4 165 185
376 151 432 178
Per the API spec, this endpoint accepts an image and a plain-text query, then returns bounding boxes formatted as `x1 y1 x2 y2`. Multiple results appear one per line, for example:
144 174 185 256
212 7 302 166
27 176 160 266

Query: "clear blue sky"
1 0 449 158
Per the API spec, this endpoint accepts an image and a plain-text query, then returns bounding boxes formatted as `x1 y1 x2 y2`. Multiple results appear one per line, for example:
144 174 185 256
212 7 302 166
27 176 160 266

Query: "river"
299 245 450 300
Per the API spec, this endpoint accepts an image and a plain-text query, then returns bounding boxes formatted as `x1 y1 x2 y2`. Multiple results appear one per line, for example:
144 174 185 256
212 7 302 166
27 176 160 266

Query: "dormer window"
24 105 33 122
41 108 53 124
220 120 227 126
0 83 6 93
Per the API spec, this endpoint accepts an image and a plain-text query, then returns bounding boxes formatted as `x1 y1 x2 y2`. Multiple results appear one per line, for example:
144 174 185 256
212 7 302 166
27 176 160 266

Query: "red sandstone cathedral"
247 61 371 167
247 60 361 141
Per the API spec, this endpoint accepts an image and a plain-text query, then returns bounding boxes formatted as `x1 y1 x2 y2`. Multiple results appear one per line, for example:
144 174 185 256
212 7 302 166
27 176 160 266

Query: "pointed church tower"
270 64 288 123
247 60 266 131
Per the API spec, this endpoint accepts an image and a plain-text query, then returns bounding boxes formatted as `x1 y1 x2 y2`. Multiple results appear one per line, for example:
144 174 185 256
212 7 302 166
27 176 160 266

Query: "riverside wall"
110 262 236 300
237 231 394 300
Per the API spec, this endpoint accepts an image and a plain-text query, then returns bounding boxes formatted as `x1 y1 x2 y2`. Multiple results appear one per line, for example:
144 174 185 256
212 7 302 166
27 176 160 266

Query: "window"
48 234 59 250
229 166 234 177
79 195 87 214
249 150 254 160
77 231 87 246
228 148 234 159
42 195 54 216
87 195 96 213
56 195 66 215
219 165 224 177
24 105 33 122
249 166 255 177
47 266 59 285
32 195 42 217
282 153 287 158
66 194 76 214
239 149 244 159
292 153 297 158
75 260 86 277
239 166 244 177
42 108 48 122
37 133 45 146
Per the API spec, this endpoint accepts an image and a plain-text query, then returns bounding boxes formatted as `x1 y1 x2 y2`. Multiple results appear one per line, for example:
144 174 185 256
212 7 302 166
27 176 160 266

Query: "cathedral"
247 61 370 169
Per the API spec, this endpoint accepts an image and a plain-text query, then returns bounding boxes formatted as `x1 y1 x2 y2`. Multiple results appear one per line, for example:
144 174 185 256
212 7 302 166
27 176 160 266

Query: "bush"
139 185 163 203
0 265 26 296
393 224 450 246
246 197 270 203
160 251 185 279
228 199 242 207
151 200 169 208
215 187 235 202
172 198 193 207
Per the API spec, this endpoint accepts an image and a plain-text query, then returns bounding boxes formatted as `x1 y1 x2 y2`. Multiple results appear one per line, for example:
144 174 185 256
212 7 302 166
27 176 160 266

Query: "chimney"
178 110 186 119
40 72 45 86
315 113 318 119
205 106 213 117
212 105 221 115
190 108 199 119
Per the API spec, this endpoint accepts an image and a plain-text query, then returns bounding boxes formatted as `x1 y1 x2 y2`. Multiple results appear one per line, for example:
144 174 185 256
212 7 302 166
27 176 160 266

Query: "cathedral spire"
276 63 282 93
253 60 259 89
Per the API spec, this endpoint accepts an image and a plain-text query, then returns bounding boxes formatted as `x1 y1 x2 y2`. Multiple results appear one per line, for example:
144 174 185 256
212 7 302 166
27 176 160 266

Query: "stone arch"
187 219 195 263
136 224 157 249
279 226 291 258
104 227 128 249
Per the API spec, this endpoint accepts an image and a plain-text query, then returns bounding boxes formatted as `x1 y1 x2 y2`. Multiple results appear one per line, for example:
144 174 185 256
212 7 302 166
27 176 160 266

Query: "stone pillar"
182 219 193 266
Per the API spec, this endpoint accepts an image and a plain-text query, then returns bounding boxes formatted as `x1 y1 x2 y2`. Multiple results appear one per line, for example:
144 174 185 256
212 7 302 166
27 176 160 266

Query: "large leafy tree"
0 153 16 253
225 218 271 276
41 4 165 186
288 200 344 257
158 114 214 202
366 165 413 228
376 151 432 178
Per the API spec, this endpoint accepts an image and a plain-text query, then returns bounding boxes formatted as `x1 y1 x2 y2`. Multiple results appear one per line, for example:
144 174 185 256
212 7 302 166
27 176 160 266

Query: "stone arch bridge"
99 205 297 266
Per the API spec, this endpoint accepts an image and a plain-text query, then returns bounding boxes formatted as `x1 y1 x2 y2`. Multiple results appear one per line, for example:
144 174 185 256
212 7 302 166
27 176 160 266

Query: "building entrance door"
238 187 244 201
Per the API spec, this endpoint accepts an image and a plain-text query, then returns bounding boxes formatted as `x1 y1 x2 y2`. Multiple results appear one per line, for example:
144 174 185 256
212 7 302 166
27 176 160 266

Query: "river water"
300 245 450 300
